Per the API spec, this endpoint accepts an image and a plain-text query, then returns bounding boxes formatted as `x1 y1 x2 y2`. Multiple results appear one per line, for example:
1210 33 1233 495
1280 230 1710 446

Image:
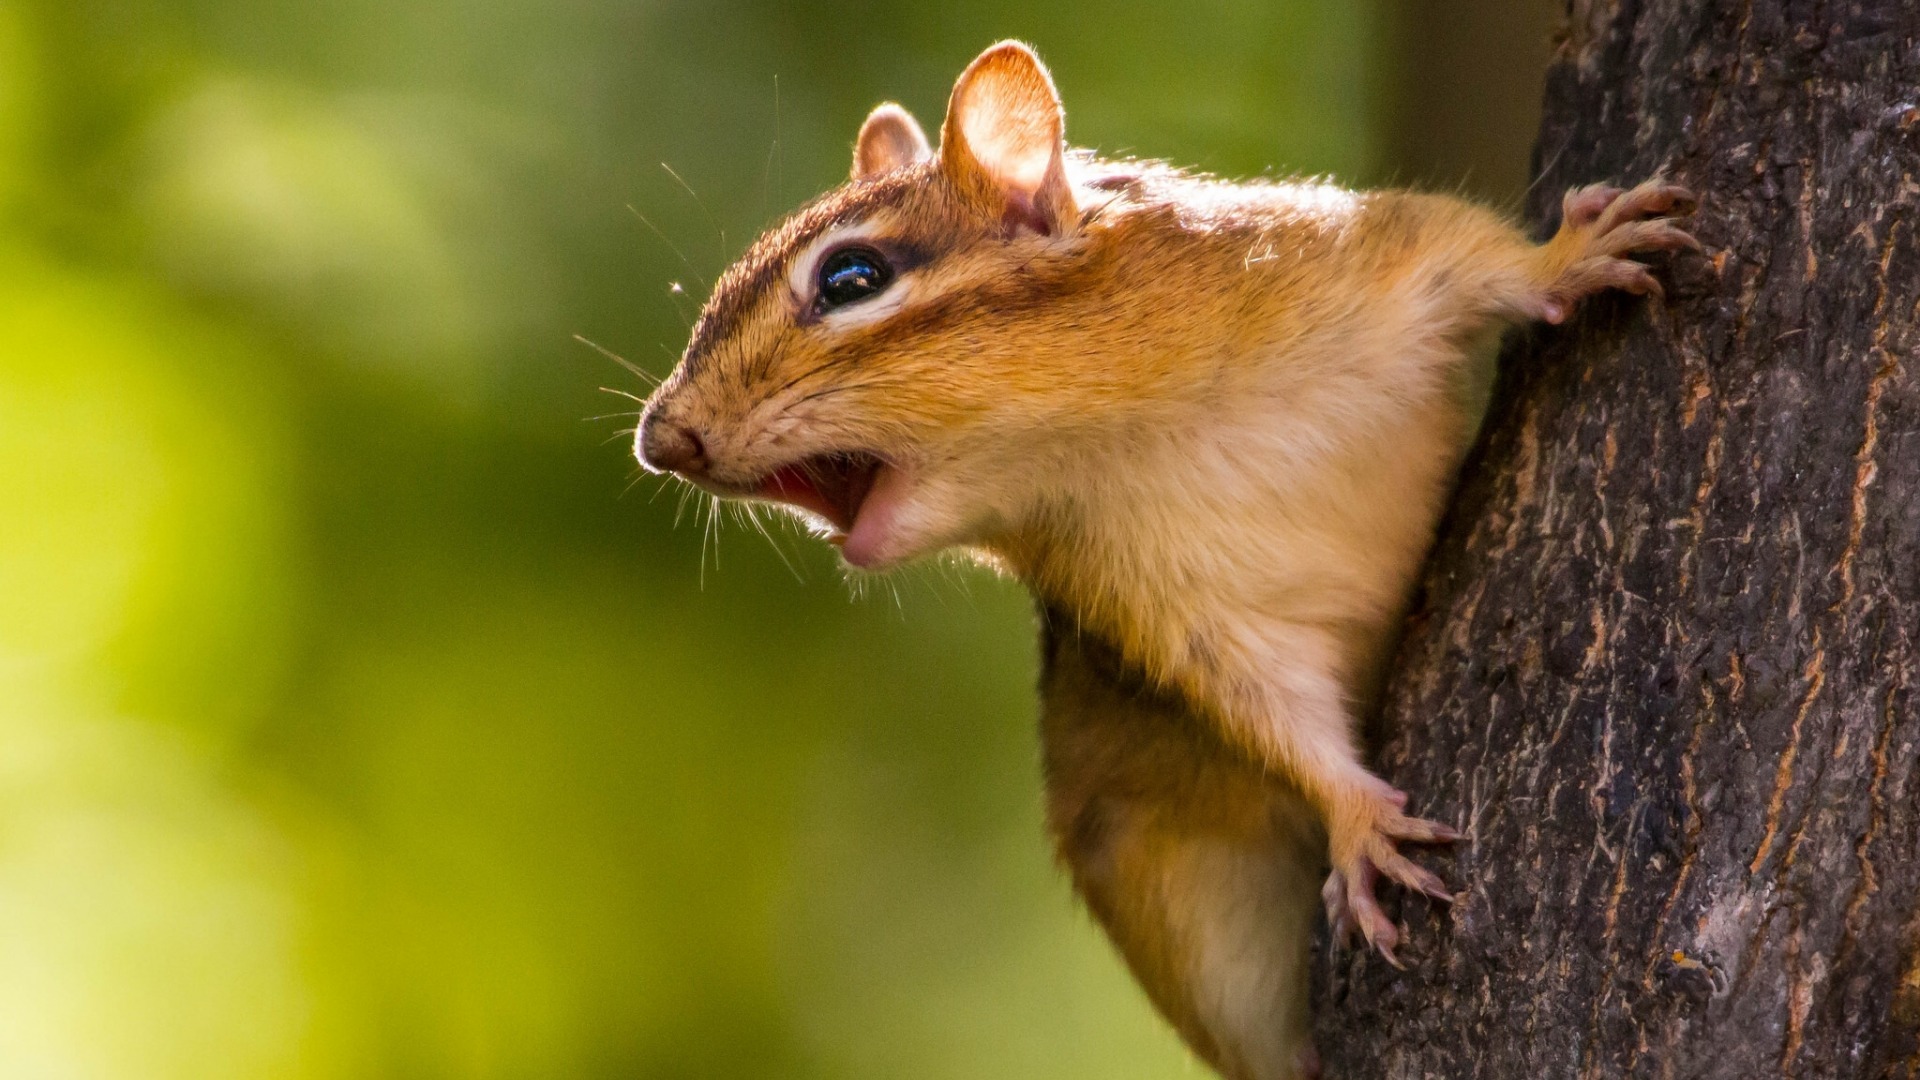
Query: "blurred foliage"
0 1 1403 1076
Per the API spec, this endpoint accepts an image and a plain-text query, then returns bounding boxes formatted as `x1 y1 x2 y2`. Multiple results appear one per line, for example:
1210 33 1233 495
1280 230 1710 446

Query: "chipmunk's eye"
816 246 892 310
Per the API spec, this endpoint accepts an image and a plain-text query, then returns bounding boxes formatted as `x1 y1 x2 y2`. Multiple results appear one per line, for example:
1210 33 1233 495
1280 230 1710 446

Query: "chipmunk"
634 41 1697 1080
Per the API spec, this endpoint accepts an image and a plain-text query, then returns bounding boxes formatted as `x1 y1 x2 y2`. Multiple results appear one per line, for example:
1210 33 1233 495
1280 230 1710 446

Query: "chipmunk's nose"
637 413 709 476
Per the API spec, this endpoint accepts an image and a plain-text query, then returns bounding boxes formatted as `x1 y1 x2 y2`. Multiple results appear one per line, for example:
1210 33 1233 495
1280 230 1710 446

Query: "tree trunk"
1315 3 1920 1078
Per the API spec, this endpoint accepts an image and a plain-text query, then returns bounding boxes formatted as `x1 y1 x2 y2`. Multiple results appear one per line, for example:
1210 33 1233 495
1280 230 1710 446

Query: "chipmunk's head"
637 41 1107 569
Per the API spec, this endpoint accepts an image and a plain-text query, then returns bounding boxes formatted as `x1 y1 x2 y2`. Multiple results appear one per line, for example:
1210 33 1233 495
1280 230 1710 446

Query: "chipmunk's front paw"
1535 177 1701 324
1320 785 1458 967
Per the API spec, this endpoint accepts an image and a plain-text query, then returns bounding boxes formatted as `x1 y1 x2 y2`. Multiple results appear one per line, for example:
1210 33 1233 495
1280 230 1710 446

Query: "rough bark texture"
1315 3 1920 1078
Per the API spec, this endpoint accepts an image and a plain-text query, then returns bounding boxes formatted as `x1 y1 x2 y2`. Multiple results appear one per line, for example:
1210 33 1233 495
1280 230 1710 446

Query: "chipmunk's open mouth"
756 451 885 534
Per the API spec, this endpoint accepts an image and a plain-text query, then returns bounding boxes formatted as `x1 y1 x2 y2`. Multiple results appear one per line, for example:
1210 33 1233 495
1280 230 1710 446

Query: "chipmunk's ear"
939 41 1078 236
852 103 931 180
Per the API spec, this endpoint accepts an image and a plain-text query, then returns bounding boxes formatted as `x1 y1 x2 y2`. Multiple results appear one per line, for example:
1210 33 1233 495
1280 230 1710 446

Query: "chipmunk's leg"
1499 177 1701 325
1358 178 1696 368
1185 621 1458 964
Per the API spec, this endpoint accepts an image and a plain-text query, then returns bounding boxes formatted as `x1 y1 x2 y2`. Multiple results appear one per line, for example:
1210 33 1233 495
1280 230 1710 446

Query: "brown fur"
637 41 1697 1080
1040 607 1324 1080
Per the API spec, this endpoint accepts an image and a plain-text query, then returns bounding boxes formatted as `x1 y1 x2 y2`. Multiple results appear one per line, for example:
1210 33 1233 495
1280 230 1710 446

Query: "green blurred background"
0 1 1549 1076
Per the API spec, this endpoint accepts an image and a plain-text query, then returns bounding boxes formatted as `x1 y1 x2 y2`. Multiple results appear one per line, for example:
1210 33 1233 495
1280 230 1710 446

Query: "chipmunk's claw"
1537 177 1702 322
1323 863 1401 964
1321 787 1459 965
1562 183 1624 229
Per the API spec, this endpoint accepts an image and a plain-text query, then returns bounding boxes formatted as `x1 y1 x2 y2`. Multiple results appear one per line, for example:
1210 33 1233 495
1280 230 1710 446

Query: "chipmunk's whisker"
579 336 663 387
768 353 859 399
663 282 694 330
698 490 722 588
786 376 904 408
737 502 805 583
661 162 727 265
672 480 697 528
627 204 709 293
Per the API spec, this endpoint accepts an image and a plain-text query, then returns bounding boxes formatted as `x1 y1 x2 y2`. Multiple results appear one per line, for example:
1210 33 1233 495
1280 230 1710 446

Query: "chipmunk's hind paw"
1322 792 1459 966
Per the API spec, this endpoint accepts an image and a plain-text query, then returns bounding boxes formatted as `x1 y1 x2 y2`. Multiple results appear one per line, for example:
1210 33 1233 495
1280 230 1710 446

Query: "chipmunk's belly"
1251 426 1457 596
1194 393 1474 685
1029 389 1473 696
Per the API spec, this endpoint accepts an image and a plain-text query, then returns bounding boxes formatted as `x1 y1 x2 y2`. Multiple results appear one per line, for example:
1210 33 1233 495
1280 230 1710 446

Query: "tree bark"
1315 3 1920 1078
